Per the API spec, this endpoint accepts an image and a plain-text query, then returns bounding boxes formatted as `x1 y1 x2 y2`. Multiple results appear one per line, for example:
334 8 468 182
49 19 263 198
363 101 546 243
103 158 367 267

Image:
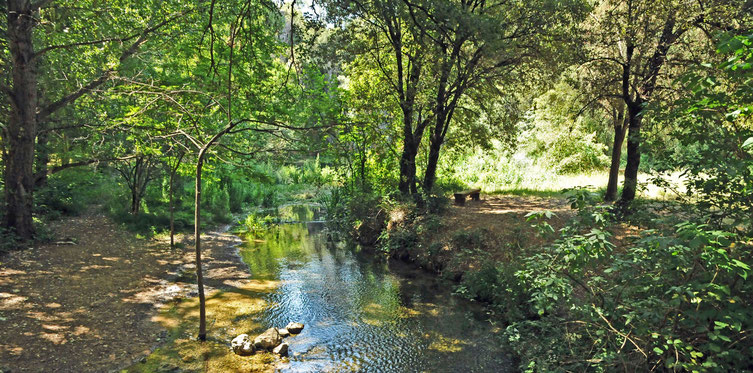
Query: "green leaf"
742 137 753 150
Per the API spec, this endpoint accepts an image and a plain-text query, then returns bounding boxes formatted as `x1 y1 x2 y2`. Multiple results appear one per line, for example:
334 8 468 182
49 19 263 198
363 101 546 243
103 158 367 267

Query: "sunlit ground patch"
126 280 280 373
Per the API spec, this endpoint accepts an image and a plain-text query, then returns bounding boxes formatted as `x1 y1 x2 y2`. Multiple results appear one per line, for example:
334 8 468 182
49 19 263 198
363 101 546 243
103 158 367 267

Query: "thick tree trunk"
34 130 49 188
4 0 38 240
423 136 441 194
130 189 141 215
398 143 418 195
605 115 628 202
194 153 207 341
620 105 643 203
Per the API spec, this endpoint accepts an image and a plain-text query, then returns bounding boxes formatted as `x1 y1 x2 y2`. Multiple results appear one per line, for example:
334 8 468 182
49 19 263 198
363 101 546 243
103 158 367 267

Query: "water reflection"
238 213 509 372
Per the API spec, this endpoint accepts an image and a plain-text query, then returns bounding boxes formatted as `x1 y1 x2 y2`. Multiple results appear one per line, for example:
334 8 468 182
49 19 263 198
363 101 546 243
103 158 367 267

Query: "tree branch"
37 10 190 122
34 154 140 185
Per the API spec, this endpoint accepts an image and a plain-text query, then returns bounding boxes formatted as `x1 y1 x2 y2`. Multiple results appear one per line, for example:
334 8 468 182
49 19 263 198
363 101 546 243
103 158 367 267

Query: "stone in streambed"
277 328 290 338
273 342 289 357
231 334 255 356
253 327 282 350
285 322 304 334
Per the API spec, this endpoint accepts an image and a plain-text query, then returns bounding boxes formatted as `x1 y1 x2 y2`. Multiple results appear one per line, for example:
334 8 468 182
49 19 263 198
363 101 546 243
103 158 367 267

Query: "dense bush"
478 202 753 372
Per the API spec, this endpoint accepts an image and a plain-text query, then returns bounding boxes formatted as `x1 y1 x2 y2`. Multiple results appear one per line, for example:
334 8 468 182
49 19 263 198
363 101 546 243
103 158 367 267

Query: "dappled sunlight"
0 272 22 286
0 211 197 372
139 283 276 373
41 323 67 331
39 331 67 345
0 344 24 356
79 264 111 272
152 281 275 336
396 305 421 318
25 310 76 326
0 268 26 276
72 325 93 336
0 292 30 310
121 281 192 306
427 334 467 353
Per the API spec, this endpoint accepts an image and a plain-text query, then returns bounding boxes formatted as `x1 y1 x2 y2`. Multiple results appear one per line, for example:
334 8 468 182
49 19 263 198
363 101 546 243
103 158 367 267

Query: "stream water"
237 205 511 372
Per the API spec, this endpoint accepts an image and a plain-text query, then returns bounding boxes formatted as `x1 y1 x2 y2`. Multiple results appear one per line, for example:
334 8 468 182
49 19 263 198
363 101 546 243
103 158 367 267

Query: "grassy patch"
484 188 566 198
124 280 280 373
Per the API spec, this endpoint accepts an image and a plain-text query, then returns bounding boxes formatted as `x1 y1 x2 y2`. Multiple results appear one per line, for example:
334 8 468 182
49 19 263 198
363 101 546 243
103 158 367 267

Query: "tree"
115 155 157 215
167 149 185 249
580 0 746 203
151 0 325 341
2 0 188 240
327 0 584 195
331 0 431 195
655 32 753 231
603 100 627 201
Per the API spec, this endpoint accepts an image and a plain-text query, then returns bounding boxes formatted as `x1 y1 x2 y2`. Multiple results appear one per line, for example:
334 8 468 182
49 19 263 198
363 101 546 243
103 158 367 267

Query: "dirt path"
444 195 572 232
0 211 251 373
443 195 573 248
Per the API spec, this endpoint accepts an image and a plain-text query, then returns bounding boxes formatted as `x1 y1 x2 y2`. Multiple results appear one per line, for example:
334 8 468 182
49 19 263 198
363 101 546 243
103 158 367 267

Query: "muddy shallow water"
237 206 511 372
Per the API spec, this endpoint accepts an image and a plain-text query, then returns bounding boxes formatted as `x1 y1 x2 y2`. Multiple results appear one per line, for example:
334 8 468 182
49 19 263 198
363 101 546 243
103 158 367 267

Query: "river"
237 205 511 372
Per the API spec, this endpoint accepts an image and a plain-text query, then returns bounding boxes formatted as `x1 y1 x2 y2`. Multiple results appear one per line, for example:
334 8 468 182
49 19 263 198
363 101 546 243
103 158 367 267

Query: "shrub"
500 203 753 372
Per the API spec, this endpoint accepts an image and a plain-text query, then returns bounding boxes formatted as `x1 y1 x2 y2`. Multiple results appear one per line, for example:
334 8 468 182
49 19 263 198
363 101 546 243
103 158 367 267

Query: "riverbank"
381 195 575 279
0 209 279 372
374 193 753 371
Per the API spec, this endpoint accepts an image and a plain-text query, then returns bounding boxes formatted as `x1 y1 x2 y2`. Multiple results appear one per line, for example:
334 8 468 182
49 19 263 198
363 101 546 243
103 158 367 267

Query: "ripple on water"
238 217 510 372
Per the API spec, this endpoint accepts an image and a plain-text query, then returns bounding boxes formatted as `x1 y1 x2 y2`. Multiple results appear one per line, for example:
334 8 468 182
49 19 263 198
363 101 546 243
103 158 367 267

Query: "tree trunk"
194 153 207 341
4 0 38 241
170 172 176 248
359 138 367 191
605 113 628 202
398 143 418 195
130 189 141 215
423 136 441 194
620 105 643 203
34 130 50 188
169 153 183 250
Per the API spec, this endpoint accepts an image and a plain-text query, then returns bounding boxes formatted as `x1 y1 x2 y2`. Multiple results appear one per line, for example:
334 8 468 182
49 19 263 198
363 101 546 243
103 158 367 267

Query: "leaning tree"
2 0 189 240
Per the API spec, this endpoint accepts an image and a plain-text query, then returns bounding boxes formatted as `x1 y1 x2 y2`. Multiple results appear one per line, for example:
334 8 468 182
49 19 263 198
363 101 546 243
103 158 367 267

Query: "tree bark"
398 142 418 195
620 104 643 203
34 129 50 188
605 110 627 202
169 152 184 249
117 156 151 215
4 0 38 240
131 188 141 215
194 153 207 341
423 133 442 194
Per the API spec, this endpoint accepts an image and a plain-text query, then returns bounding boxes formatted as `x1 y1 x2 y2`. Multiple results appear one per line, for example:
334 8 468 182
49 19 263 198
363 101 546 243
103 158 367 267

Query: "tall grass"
33 158 337 237
437 143 683 199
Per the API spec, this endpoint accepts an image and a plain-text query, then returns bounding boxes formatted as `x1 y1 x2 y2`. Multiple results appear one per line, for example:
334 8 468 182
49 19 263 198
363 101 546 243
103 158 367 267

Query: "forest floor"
0 209 276 373
439 195 575 271
396 194 638 279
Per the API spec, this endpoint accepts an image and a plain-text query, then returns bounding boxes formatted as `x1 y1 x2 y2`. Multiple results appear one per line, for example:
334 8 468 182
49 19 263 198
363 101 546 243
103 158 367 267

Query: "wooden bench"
453 188 481 205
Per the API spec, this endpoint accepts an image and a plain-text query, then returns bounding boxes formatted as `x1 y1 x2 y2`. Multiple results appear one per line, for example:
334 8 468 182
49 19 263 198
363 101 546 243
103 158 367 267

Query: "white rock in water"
253 327 282 350
277 328 290 338
231 334 255 356
285 322 304 334
273 342 289 357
